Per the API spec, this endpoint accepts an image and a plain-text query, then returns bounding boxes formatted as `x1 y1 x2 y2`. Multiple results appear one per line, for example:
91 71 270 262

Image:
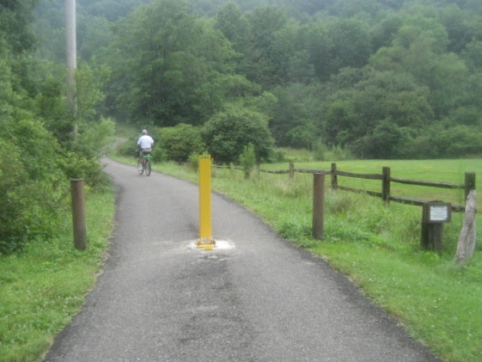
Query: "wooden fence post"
71 179 87 250
456 190 477 263
464 172 476 201
289 162 294 179
382 167 390 205
312 173 325 240
331 163 337 189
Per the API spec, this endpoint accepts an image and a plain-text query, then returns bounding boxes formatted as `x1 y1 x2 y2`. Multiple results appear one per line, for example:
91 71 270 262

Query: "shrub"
0 119 67 254
201 106 274 164
313 141 328 161
160 124 205 163
188 152 200 172
239 143 256 179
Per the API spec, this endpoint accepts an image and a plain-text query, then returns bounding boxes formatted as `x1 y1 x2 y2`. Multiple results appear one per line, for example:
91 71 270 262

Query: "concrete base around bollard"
197 238 216 251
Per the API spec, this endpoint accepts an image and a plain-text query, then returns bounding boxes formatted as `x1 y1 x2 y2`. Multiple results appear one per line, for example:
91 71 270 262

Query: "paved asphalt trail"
44 159 442 362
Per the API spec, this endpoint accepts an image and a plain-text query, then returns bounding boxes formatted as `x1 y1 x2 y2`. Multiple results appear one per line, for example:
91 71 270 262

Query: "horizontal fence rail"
253 162 475 213
214 161 475 252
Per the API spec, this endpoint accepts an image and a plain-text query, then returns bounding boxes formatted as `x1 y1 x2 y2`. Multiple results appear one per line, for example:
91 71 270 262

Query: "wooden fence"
257 162 476 213
214 162 476 251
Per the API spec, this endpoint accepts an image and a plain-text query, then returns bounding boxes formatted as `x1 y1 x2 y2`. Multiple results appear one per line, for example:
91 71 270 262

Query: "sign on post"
421 201 451 254
424 202 452 223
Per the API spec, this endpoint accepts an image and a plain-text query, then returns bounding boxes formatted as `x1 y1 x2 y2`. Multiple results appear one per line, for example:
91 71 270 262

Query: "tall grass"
0 190 114 362
142 157 482 362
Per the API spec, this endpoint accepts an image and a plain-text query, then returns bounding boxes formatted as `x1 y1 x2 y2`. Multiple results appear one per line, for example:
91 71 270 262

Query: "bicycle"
137 153 152 176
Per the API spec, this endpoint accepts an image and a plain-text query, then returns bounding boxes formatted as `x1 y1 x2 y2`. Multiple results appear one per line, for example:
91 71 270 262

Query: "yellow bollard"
198 154 215 250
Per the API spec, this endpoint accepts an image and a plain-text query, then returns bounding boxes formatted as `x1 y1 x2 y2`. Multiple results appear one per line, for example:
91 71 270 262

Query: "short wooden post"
331 163 337 190
456 190 477 263
464 172 476 201
312 173 325 240
289 162 294 179
71 179 87 250
382 167 390 205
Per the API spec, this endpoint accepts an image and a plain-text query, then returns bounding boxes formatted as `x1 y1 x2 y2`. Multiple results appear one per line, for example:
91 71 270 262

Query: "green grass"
115 153 481 362
0 190 115 362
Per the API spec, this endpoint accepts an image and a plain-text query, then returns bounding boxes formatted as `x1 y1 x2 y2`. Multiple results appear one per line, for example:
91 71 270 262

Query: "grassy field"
0 191 115 362
119 154 481 362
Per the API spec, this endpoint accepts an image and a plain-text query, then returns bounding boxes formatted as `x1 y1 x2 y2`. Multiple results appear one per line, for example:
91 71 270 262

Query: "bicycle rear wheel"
137 159 144 175
146 159 151 176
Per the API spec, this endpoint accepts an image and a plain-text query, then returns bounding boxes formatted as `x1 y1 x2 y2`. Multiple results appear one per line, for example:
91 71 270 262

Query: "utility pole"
66 0 77 137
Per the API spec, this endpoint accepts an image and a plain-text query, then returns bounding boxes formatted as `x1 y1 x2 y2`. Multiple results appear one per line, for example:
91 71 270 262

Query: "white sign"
430 205 449 222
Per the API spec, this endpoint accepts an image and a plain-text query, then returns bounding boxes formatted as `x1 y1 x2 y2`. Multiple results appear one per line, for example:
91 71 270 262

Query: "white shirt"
137 135 154 149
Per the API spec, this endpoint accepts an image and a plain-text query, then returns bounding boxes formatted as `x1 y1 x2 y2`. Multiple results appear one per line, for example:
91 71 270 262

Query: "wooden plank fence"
213 162 476 252
255 162 475 213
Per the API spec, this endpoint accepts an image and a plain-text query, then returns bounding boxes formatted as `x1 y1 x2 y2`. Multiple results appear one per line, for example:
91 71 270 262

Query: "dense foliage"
0 0 113 253
33 0 482 161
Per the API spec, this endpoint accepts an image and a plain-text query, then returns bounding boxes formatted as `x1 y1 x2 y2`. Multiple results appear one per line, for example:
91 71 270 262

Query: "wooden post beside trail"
464 172 476 201
456 190 477 263
312 173 326 240
71 179 87 250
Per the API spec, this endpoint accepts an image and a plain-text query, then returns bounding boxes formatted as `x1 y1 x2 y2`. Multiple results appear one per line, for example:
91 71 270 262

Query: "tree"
79 16 114 61
0 0 38 55
461 38 482 72
357 119 412 159
320 69 434 157
106 0 239 126
201 106 274 164
215 1 249 46
371 15 403 52
241 6 289 88
269 21 316 85
308 18 371 81
370 12 469 119
270 83 320 148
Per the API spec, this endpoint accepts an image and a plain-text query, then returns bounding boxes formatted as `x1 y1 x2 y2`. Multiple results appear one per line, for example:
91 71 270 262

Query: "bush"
201 106 274 164
313 141 328 161
239 143 256 179
406 125 482 159
271 149 286 162
160 124 205 163
188 152 200 172
323 145 354 161
0 119 68 254
117 138 138 158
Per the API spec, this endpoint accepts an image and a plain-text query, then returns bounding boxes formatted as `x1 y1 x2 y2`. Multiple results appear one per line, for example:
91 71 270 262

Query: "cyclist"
137 129 154 166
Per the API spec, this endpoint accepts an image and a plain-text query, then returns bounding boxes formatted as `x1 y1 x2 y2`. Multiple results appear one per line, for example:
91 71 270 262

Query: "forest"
1 0 482 252
33 0 482 160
